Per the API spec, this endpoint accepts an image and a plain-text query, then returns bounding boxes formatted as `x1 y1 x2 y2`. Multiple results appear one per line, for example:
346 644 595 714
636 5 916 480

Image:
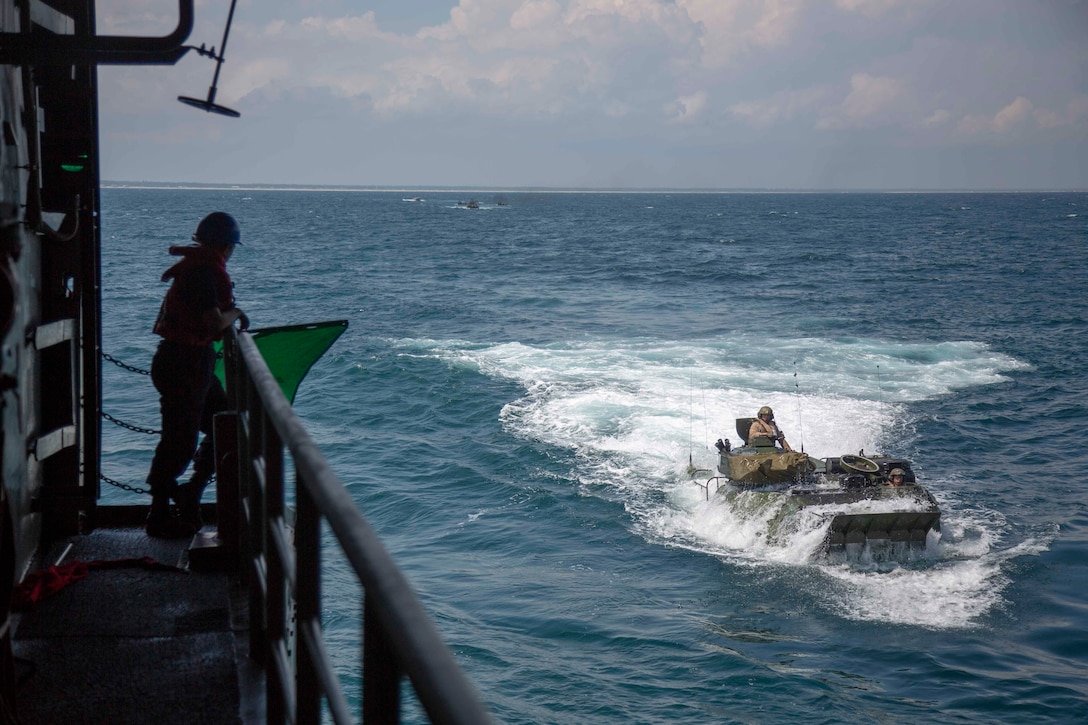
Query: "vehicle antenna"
702 387 710 451
794 364 805 453
877 363 885 447
688 371 694 468
686 370 711 477
877 363 882 408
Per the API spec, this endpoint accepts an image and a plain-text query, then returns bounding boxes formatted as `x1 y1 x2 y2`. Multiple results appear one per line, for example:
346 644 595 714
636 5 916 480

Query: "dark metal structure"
221 328 493 723
1 1 492 720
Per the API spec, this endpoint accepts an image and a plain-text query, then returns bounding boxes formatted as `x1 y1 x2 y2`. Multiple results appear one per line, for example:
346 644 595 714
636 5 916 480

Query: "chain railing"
101 351 151 376
99 351 156 494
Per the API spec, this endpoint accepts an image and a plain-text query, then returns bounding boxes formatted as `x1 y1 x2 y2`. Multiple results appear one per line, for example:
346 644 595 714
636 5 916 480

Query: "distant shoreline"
101 182 1087 194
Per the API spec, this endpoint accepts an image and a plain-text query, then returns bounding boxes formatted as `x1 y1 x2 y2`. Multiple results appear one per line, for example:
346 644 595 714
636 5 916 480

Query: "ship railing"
694 476 728 500
219 327 493 724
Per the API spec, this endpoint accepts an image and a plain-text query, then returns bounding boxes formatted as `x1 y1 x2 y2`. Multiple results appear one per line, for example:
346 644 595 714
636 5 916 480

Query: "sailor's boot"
175 467 212 532
146 480 194 539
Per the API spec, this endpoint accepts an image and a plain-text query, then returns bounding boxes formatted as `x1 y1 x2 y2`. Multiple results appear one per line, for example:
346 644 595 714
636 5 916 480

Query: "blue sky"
97 0 1088 189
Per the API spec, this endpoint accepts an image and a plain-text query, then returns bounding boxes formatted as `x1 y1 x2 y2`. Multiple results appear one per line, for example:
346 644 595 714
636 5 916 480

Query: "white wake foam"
423 335 1042 628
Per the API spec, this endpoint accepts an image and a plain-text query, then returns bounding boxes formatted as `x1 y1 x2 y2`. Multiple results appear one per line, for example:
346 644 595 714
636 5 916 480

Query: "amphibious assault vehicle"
699 418 941 552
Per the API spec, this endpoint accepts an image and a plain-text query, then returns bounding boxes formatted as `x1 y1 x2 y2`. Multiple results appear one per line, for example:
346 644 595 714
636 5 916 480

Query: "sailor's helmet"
758 406 773 416
889 468 906 477
194 211 241 249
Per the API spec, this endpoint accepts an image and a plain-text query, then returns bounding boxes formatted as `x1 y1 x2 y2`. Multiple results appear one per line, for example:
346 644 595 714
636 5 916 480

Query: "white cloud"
991 96 1033 132
223 1 708 119
668 91 708 123
678 0 804 67
921 108 950 129
817 72 906 129
301 12 382 42
96 0 187 34
952 95 1088 140
834 0 911 18
565 0 683 25
957 96 1034 136
731 72 914 132
510 0 563 30
728 86 827 128
94 0 1088 188
1033 96 1088 130
223 58 295 102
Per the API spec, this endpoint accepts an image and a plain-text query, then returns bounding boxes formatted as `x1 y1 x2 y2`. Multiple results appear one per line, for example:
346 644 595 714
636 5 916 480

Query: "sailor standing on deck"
749 406 794 452
144 212 249 538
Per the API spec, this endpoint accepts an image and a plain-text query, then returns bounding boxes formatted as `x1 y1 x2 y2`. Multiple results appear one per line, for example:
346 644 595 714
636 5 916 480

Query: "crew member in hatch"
748 406 793 451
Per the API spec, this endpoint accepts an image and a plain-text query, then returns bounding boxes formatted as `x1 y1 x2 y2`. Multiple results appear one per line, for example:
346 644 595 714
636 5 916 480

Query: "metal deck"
12 523 262 724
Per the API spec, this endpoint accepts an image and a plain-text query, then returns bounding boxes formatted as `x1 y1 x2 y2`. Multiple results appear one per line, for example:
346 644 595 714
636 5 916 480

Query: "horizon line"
100 180 1088 194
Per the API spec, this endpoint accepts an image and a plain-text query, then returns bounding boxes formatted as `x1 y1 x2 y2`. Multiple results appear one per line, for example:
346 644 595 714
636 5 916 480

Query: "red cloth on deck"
13 557 184 610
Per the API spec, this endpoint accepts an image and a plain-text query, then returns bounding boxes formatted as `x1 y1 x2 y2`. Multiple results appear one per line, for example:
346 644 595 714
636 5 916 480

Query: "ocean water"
99 188 1088 723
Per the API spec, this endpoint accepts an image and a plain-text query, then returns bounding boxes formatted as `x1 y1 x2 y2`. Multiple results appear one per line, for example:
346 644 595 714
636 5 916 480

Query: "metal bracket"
0 0 194 66
30 424 76 460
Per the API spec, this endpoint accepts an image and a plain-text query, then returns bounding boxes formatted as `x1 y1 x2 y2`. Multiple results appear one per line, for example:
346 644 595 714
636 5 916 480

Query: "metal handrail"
221 327 493 724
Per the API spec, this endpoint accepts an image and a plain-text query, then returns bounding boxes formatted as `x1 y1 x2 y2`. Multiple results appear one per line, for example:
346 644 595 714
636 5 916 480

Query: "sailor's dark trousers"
145 339 227 500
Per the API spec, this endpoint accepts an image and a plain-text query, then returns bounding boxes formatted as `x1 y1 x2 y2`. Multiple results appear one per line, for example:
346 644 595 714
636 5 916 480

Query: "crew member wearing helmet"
888 468 906 486
748 406 793 452
144 212 250 538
